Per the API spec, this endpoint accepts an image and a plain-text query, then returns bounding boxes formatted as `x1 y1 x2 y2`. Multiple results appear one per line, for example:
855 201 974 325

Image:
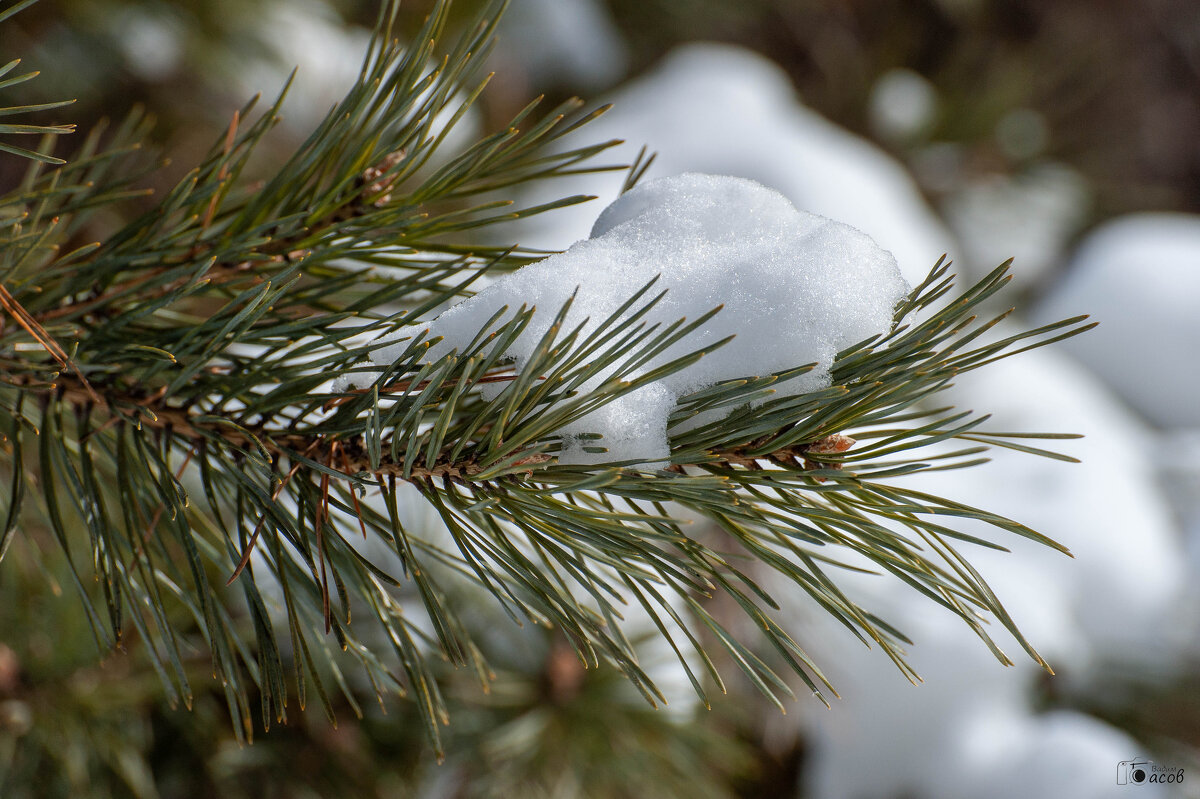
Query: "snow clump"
511 44 952 286
355 173 908 466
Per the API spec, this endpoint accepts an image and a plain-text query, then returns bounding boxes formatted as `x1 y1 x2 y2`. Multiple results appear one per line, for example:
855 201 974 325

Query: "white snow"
358 173 908 466
943 709 1170 799
511 43 954 286
1032 213 1200 429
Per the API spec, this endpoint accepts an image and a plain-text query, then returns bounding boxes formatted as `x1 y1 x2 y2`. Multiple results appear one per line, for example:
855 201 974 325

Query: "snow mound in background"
1032 213 1200 429
797 345 1187 799
359 173 908 465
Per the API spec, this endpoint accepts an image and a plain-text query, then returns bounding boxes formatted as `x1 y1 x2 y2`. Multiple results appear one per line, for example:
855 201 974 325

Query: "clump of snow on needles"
510 44 952 286
350 173 908 466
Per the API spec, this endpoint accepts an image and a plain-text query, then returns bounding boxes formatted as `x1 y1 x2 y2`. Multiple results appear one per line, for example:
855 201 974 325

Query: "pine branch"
0 0 1097 754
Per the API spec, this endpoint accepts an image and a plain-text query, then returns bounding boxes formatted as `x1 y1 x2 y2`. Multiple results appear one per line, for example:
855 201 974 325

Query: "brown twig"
20 370 854 515
25 145 426 334
34 256 274 325
32 371 509 484
226 460 306 586
0 280 102 405
710 433 856 480
316 469 332 631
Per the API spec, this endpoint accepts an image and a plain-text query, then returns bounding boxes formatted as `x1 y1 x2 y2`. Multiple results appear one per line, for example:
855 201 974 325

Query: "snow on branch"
347 173 909 465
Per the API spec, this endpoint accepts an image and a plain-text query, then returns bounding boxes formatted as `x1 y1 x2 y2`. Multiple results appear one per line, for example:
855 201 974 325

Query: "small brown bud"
361 150 406 207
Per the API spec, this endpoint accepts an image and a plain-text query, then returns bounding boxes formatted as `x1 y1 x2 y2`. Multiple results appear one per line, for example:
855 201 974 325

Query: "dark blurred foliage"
407 0 1191 223
4 0 1198 795
8 0 1199 218
0 528 760 798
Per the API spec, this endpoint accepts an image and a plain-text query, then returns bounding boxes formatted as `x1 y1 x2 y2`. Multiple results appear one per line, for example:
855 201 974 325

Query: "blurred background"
3 0 1200 796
